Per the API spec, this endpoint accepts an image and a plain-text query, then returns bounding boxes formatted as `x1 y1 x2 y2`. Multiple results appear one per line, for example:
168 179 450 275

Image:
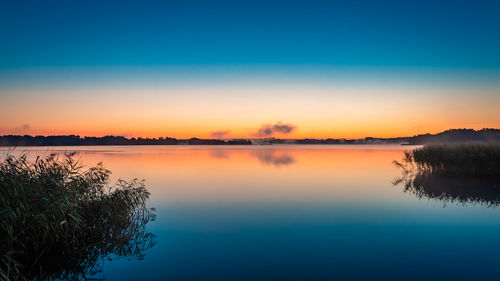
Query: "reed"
394 143 500 176
393 143 500 205
0 153 155 281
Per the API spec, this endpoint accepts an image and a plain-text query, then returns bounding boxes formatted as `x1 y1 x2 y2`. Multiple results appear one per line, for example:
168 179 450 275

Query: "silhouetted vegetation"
294 138 342 144
224 139 253 145
394 143 500 176
0 153 155 281
0 135 254 146
393 143 500 206
293 137 408 144
0 135 178 146
409 128 500 144
185 138 252 145
2 128 500 147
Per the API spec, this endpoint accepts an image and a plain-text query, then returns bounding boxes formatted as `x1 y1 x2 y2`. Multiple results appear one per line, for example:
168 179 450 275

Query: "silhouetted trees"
294 138 342 144
409 129 500 144
0 135 253 146
2 128 500 146
184 138 252 145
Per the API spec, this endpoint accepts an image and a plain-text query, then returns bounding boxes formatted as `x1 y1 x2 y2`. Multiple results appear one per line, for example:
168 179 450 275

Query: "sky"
1 0 499 139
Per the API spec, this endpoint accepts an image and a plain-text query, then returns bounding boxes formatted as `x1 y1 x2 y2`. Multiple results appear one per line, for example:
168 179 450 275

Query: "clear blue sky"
1 0 499 68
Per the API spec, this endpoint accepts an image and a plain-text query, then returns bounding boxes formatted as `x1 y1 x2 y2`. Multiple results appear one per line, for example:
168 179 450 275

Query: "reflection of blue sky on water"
3 145 500 280
112 202 500 281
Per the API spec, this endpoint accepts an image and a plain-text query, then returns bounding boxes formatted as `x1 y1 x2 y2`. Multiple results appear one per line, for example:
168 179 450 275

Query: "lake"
3 145 500 280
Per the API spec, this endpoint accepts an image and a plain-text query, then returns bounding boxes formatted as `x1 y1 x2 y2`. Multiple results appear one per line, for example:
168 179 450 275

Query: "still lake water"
4 145 500 280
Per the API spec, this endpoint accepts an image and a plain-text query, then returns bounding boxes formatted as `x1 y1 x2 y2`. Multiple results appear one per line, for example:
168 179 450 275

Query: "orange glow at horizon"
1 85 499 139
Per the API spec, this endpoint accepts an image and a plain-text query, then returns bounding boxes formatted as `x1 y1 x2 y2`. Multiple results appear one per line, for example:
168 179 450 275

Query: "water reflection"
210 149 230 159
251 149 295 167
11 204 156 281
34 224 156 281
207 147 296 167
394 170 500 206
5 146 500 280
4 146 407 204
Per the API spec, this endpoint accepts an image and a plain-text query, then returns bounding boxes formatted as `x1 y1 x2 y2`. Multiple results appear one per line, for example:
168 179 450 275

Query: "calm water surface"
3 145 500 280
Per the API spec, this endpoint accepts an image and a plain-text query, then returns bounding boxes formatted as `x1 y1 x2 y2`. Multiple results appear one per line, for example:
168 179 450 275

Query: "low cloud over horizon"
253 122 297 138
210 130 230 139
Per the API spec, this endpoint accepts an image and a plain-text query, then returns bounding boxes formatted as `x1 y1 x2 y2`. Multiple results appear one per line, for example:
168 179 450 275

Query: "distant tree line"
1 128 499 146
294 138 346 144
185 138 252 145
409 129 500 144
0 135 251 146
294 137 408 144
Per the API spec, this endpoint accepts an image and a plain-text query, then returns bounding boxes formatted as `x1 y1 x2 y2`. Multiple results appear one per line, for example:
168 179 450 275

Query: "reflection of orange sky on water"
1 145 416 204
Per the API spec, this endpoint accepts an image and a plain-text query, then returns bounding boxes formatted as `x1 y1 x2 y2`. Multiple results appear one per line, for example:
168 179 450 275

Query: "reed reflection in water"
394 170 500 207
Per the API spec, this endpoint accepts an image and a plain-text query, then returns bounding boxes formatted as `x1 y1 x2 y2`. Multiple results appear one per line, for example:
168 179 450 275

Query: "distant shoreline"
0 143 414 147
1 129 499 146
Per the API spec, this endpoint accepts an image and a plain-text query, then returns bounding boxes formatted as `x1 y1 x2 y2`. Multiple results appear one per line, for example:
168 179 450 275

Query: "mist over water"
3 145 500 280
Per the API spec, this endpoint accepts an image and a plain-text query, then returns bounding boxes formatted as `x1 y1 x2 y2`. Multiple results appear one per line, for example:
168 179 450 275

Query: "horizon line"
1 128 499 141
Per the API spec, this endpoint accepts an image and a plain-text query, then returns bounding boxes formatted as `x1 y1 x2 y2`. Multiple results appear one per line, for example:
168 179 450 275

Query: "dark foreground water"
3 145 500 280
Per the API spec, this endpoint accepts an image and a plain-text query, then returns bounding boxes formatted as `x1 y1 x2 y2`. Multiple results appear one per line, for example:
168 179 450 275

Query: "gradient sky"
1 0 499 138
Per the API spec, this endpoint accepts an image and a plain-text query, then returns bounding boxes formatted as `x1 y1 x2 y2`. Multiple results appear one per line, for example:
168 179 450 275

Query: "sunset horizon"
2 75 499 140
2 1 500 280
1 126 499 140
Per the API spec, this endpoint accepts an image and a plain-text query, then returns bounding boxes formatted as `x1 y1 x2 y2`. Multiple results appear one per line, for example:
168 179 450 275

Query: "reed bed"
395 143 500 177
393 143 500 205
0 153 155 281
